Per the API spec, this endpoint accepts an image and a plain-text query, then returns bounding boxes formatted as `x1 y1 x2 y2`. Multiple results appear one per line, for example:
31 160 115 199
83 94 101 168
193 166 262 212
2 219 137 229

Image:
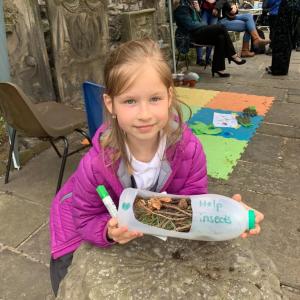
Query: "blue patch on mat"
188 108 264 141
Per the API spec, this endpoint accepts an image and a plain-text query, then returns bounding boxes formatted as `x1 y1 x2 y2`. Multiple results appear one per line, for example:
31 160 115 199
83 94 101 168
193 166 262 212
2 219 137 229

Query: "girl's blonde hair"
101 38 184 172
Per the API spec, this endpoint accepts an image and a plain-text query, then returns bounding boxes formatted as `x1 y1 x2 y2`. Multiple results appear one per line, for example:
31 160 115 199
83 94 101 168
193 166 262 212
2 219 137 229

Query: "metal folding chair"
82 81 105 139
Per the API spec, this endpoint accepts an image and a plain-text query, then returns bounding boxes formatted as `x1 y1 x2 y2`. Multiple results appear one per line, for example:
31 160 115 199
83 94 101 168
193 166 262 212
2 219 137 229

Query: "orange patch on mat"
206 92 275 116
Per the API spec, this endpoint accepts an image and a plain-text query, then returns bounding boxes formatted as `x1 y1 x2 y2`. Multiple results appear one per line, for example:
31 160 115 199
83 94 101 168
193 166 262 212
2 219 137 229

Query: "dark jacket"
174 0 206 35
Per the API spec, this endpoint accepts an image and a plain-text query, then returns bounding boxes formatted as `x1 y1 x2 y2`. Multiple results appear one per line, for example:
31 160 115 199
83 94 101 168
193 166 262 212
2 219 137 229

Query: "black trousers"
268 15 277 50
50 252 74 297
293 17 300 46
190 24 236 72
271 0 296 75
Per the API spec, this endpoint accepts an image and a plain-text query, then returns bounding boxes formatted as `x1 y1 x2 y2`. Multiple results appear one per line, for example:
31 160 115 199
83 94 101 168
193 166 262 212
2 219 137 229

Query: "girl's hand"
107 217 143 244
231 194 264 238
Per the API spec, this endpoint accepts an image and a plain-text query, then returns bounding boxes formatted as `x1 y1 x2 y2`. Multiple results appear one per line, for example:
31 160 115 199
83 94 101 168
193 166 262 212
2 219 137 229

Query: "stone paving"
0 50 300 299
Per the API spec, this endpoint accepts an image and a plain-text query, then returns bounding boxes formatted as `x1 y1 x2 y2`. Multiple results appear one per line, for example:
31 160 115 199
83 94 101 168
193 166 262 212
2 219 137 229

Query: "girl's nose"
137 102 151 120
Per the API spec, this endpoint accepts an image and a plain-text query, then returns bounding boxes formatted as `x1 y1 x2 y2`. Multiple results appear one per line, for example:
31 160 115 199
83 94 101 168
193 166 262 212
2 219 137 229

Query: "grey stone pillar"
4 0 55 102
46 0 109 104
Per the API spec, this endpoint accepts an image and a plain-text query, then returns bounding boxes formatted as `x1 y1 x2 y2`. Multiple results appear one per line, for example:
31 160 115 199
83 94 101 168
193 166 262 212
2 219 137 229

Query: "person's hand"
231 194 264 238
192 0 201 12
107 217 143 244
212 8 219 16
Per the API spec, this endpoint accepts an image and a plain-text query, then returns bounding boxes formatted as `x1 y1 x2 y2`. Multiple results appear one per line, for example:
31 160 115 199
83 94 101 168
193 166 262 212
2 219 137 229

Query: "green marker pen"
96 185 118 217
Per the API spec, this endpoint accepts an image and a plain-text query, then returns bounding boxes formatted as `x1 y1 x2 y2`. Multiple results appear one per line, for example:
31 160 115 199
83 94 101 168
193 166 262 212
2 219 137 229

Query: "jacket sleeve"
174 6 203 32
179 137 208 195
71 154 114 248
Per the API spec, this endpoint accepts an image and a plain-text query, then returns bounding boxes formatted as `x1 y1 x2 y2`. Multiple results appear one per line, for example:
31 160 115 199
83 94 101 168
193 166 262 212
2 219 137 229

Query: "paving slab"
288 88 300 95
18 222 50 265
0 193 49 248
264 102 300 127
287 94 300 104
0 248 53 300
241 133 285 167
227 160 300 199
227 85 287 100
0 147 83 207
258 122 300 139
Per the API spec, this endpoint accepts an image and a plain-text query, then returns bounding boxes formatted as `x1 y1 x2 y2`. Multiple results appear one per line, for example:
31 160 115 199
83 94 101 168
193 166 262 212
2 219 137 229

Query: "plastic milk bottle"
117 188 256 241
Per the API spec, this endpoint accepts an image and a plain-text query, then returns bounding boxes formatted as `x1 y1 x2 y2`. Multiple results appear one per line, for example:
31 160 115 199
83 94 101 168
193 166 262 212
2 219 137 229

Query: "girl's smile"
134 123 156 133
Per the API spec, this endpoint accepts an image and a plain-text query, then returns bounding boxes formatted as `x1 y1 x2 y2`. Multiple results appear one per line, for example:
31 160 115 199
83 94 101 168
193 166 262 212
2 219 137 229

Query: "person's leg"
196 47 204 65
271 1 293 75
205 15 219 63
295 17 300 51
268 15 277 50
196 10 210 65
191 24 238 72
50 252 74 297
234 13 256 33
218 17 254 57
222 14 270 48
218 18 247 33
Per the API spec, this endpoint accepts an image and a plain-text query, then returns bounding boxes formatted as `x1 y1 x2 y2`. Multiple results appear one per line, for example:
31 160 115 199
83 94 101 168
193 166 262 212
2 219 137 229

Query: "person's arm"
174 5 203 32
179 136 208 195
71 155 114 247
215 0 227 10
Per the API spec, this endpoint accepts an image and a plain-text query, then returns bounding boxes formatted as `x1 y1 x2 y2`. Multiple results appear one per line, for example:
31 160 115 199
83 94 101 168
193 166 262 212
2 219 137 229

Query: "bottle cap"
96 185 109 199
248 210 256 230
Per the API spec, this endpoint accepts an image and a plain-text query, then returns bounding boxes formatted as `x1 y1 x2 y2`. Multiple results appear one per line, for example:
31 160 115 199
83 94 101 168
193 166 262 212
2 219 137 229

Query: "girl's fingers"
118 232 143 244
108 217 118 228
232 194 242 202
112 229 142 243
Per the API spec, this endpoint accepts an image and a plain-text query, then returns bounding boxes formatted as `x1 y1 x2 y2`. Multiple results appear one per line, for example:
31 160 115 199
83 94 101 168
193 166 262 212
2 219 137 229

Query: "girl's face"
104 63 172 148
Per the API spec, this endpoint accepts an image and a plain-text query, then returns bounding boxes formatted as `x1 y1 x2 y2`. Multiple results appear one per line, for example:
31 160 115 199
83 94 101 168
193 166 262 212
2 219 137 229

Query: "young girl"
49 38 263 296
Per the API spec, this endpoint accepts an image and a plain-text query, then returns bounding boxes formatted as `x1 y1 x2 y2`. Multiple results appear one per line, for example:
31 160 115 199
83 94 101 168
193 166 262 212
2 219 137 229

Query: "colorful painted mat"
176 87 275 180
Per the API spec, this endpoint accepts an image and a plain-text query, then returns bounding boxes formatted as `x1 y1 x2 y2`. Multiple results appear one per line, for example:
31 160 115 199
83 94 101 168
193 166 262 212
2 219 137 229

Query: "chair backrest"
0 82 48 137
82 81 105 138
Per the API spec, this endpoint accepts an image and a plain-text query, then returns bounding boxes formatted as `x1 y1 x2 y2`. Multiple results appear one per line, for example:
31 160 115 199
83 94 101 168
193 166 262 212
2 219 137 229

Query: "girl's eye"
124 99 136 104
150 96 161 102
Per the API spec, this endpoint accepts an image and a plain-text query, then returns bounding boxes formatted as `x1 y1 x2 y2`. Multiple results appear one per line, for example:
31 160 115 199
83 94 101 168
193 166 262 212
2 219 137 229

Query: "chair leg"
56 137 69 194
176 52 180 69
5 128 16 184
50 140 62 158
185 54 189 70
75 128 92 146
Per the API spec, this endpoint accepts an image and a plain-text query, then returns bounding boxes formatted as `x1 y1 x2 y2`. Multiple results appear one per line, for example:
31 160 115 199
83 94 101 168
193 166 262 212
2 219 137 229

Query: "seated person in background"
216 0 270 57
174 0 246 78
196 0 219 66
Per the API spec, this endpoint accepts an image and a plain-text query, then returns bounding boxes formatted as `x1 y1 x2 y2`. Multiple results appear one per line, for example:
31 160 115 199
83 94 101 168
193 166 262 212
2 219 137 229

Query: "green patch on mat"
196 135 247 179
181 103 202 122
